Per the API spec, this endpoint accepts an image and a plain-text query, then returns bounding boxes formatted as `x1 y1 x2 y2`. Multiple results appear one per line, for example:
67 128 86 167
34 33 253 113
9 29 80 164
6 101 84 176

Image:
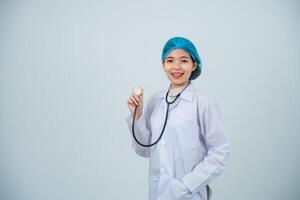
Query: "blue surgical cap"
161 36 202 80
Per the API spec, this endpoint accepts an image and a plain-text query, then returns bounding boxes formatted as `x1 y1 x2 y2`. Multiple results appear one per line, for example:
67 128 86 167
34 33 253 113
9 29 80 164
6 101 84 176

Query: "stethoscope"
131 81 191 147
131 82 211 200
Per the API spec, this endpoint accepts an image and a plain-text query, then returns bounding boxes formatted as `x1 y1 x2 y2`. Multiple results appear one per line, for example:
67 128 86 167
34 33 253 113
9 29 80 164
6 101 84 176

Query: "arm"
126 95 154 158
181 96 231 193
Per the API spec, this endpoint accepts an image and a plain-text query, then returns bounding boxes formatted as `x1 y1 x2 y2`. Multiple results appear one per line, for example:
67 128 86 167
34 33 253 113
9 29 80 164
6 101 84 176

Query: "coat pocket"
172 113 200 150
176 111 196 124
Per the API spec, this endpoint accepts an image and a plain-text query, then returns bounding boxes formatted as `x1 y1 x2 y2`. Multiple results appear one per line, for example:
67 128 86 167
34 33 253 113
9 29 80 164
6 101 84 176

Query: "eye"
181 59 189 63
166 59 173 63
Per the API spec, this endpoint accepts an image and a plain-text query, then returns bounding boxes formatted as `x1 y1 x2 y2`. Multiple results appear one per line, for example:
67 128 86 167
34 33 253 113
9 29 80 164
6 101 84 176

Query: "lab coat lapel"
169 82 195 111
155 82 195 113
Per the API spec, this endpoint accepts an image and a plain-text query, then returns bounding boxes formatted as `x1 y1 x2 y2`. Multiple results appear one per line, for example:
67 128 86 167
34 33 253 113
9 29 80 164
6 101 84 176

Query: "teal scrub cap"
161 36 202 80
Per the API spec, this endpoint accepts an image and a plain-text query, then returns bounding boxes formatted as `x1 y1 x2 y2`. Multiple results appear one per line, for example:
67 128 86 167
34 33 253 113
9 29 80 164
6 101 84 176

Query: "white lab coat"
126 82 230 200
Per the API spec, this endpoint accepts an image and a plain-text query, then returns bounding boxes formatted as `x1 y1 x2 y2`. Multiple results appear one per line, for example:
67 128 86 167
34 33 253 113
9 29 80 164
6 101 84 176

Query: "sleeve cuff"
181 172 201 193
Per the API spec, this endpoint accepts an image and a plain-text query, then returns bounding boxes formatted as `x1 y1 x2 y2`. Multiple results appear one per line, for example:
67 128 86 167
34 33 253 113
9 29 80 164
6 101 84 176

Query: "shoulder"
192 87 216 103
191 86 219 109
145 90 164 108
149 90 165 101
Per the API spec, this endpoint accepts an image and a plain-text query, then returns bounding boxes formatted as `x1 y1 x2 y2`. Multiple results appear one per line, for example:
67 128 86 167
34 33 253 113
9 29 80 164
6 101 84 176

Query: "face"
162 49 197 89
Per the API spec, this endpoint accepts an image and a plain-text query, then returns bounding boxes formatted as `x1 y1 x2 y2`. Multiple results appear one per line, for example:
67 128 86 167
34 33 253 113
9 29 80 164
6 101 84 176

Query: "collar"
154 82 195 101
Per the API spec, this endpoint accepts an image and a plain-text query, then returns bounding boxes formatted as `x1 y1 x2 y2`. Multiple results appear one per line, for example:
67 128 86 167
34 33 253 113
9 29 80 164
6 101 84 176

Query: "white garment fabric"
126 82 230 200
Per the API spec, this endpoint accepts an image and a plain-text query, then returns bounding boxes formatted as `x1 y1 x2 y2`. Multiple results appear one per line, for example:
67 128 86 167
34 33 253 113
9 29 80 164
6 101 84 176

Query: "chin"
171 80 187 86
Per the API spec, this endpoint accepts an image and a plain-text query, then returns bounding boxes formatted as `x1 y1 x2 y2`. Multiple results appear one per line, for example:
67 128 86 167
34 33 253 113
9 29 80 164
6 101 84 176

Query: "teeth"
172 73 183 78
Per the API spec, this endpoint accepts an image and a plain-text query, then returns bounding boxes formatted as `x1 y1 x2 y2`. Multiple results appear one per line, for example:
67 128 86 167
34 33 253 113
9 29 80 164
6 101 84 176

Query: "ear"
162 62 166 72
192 62 197 71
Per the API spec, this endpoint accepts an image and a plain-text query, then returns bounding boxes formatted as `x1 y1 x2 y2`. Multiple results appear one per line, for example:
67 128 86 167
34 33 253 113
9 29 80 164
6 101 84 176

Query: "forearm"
126 113 151 158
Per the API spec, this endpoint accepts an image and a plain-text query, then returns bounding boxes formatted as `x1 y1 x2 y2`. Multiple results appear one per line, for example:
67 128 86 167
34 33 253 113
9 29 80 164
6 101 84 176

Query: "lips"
171 72 184 79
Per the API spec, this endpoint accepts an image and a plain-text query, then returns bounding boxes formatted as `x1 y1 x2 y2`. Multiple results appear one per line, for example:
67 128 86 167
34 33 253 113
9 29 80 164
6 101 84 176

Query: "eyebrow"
165 56 190 59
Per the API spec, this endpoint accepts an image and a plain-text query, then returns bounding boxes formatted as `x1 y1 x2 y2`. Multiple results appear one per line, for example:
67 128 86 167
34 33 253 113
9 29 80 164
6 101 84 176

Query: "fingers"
128 95 142 106
129 96 138 106
134 94 143 102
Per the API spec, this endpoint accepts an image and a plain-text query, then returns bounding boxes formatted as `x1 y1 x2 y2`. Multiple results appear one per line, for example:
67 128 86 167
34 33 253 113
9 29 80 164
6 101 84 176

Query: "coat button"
160 167 165 174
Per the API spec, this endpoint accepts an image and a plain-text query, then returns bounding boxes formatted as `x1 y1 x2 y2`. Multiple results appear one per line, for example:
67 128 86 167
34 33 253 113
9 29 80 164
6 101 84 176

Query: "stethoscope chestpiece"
133 86 143 96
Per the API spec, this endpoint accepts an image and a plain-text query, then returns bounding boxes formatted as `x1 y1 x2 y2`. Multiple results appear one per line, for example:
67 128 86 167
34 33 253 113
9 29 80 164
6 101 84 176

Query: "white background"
0 0 299 199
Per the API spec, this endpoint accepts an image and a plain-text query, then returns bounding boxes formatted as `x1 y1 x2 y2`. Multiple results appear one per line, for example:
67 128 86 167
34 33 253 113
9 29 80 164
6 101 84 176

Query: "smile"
171 73 184 79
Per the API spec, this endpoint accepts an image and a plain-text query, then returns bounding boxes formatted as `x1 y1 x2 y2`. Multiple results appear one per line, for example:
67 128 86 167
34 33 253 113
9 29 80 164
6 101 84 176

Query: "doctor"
126 36 230 200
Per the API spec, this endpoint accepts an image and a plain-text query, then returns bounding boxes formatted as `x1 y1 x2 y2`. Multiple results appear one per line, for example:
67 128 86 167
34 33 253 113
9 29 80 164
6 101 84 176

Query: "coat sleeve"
126 95 155 158
181 96 230 192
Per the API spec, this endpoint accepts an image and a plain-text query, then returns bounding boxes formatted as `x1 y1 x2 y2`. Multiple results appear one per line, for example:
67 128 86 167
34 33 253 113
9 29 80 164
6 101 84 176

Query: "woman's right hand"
127 93 143 121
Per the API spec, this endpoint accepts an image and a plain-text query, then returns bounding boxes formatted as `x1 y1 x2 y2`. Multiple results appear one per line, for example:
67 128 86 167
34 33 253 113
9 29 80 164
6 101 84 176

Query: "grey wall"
1 0 299 200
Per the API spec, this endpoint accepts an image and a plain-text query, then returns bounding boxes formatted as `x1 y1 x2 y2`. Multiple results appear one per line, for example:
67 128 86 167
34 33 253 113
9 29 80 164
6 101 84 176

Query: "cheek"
183 66 194 73
162 64 167 70
163 66 172 72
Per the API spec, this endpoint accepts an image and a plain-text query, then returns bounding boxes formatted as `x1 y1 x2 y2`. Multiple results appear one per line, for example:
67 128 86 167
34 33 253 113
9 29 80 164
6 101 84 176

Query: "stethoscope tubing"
131 82 190 147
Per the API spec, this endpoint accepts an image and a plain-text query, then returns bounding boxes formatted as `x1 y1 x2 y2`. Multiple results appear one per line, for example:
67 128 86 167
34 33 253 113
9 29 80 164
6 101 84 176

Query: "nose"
173 59 182 69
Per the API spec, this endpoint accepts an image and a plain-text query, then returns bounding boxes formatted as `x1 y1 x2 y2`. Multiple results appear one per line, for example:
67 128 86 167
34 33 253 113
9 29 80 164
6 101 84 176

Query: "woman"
126 36 230 200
